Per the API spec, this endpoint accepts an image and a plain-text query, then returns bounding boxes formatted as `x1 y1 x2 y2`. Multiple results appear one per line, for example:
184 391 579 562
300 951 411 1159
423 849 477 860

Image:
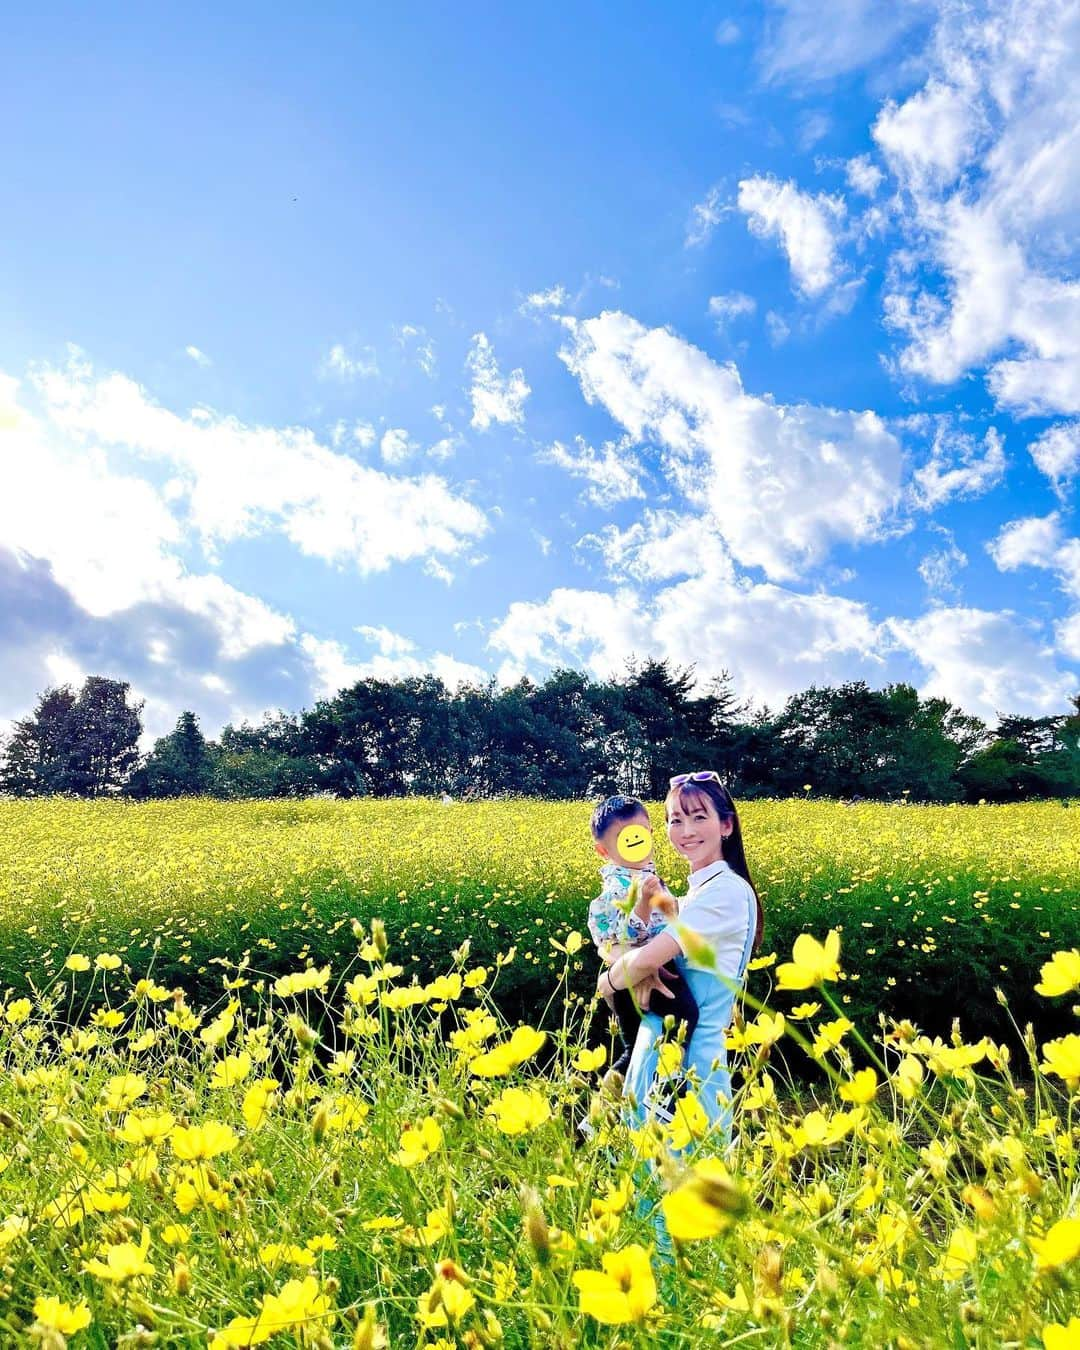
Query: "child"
587 794 699 1081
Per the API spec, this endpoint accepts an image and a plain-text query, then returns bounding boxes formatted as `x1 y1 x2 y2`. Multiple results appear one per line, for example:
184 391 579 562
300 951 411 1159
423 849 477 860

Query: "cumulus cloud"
989 513 1080 597
540 437 647 508
559 311 903 581
185 345 212 367
0 357 490 740
466 333 530 431
737 175 848 298
379 427 415 465
907 426 1007 510
875 0 1080 416
886 606 1076 719
1030 422 1080 496
29 353 487 574
845 155 885 197
394 324 437 377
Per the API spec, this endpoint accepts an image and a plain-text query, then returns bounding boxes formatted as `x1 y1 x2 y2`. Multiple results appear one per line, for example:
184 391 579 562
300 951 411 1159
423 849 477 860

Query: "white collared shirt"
664 858 755 976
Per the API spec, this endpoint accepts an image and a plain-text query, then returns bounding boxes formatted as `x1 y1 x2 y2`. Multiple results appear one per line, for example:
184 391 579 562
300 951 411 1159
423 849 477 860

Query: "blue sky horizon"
2 1 1078 743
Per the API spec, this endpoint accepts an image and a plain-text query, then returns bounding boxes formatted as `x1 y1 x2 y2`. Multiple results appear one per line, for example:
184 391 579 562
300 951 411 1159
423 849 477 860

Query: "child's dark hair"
590 794 648 840
665 778 764 952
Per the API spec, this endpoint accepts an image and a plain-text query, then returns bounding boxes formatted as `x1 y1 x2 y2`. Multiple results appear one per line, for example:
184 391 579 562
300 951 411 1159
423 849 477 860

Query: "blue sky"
2 0 1078 742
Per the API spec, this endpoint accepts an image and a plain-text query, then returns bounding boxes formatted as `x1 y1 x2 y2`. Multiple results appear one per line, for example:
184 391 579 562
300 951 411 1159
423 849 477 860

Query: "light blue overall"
623 871 757 1257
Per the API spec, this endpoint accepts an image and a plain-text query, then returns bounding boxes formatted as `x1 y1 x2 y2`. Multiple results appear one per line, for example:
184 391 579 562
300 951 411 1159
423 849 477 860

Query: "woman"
598 771 762 1142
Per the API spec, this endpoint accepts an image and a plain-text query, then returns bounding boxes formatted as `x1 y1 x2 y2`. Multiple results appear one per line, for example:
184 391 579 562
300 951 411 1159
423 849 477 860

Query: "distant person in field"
598 773 763 1141
588 794 699 1086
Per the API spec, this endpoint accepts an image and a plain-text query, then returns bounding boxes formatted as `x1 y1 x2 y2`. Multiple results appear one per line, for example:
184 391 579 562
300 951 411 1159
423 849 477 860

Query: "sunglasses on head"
669 770 724 789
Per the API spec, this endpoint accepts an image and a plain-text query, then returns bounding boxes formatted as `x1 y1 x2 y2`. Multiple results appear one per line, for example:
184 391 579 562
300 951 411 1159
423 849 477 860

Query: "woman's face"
666 788 730 869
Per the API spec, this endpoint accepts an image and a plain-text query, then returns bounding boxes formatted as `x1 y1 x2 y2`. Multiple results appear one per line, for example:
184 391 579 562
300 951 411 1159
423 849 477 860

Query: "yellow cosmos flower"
485 1087 551 1136
663 1159 746 1240
940 1224 978 1280
261 1242 317 1268
463 967 488 988
274 965 331 997
1030 1218 1080 1271
666 1092 711 1150
1043 1317 1080 1349
573 1044 607 1072
573 1244 657 1324
242 1079 280 1131
33 1295 92 1336
101 1073 147 1112
65 953 91 972
468 1025 546 1077
161 1223 191 1246
789 1001 822 1019
1036 949 1080 998
95 952 122 970
839 1067 879 1105
83 1226 154 1283
1041 1035 1080 1090
4 997 32 1025
776 930 842 990
394 1116 443 1167
210 1052 252 1089
171 1120 239 1160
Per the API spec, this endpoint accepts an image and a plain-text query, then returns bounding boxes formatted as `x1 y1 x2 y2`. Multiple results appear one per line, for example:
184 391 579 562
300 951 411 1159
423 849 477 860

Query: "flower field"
1 797 1079 1346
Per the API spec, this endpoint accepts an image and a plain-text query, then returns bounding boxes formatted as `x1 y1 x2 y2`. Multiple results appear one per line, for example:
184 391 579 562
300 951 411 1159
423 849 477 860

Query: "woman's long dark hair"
666 779 764 952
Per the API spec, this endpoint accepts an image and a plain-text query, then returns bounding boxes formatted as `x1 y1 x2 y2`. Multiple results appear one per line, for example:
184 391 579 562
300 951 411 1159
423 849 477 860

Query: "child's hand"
641 872 677 916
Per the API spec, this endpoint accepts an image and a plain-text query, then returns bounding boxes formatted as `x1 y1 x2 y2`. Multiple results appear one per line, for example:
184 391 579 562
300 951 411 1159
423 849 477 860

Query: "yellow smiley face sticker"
615 823 652 864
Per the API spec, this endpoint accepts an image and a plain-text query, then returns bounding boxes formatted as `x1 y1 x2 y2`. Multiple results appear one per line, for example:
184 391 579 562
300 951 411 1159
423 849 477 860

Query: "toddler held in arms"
587 794 699 1083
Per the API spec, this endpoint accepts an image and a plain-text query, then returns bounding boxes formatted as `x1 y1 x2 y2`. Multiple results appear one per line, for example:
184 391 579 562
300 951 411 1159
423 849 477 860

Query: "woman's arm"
605 932 681 990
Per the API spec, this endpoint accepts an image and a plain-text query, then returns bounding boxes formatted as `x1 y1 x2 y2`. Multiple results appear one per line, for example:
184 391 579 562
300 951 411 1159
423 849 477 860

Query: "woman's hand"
632 967 675 1010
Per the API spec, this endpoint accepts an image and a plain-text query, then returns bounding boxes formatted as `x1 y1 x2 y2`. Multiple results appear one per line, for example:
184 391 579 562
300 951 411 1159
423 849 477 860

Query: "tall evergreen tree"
129 711 213 798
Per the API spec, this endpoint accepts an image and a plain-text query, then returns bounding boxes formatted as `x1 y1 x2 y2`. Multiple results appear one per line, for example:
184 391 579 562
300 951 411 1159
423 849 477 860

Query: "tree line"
2 663 1078 803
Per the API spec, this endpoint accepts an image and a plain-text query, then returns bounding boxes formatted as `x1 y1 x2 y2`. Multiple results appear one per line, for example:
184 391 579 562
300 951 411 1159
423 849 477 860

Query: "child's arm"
640 871 678 918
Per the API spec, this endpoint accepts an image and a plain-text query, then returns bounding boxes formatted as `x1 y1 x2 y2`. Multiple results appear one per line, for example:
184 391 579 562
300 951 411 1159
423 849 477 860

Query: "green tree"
128 711 213 798
0 686 80 795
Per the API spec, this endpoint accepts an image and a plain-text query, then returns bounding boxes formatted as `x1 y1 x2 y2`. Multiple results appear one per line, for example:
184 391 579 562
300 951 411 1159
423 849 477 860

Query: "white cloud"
987 514 1080 667
907 426 1006 510
394 324 437 377
0 357 491 741
765 311 791 345
845 154 885 197
320 343 379 381
379 427 414 465
353 421 377 449
708 292 757 327
887 607 1076 719
874 79 981 189
560 311 902 581
356 625 417 657
737 175 847 298
1030 421 1080 495
715 19 741 44
29 354 487 575
686 185 728 248
520 285 568 313
487 574 896 713
302 631 486 696
185 345 212 367
466 333 530 431
541 437 647 508
875 0 1080 416
988 513 1080 598
918 532 967 599
761 0 933 84
577 509 735 585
